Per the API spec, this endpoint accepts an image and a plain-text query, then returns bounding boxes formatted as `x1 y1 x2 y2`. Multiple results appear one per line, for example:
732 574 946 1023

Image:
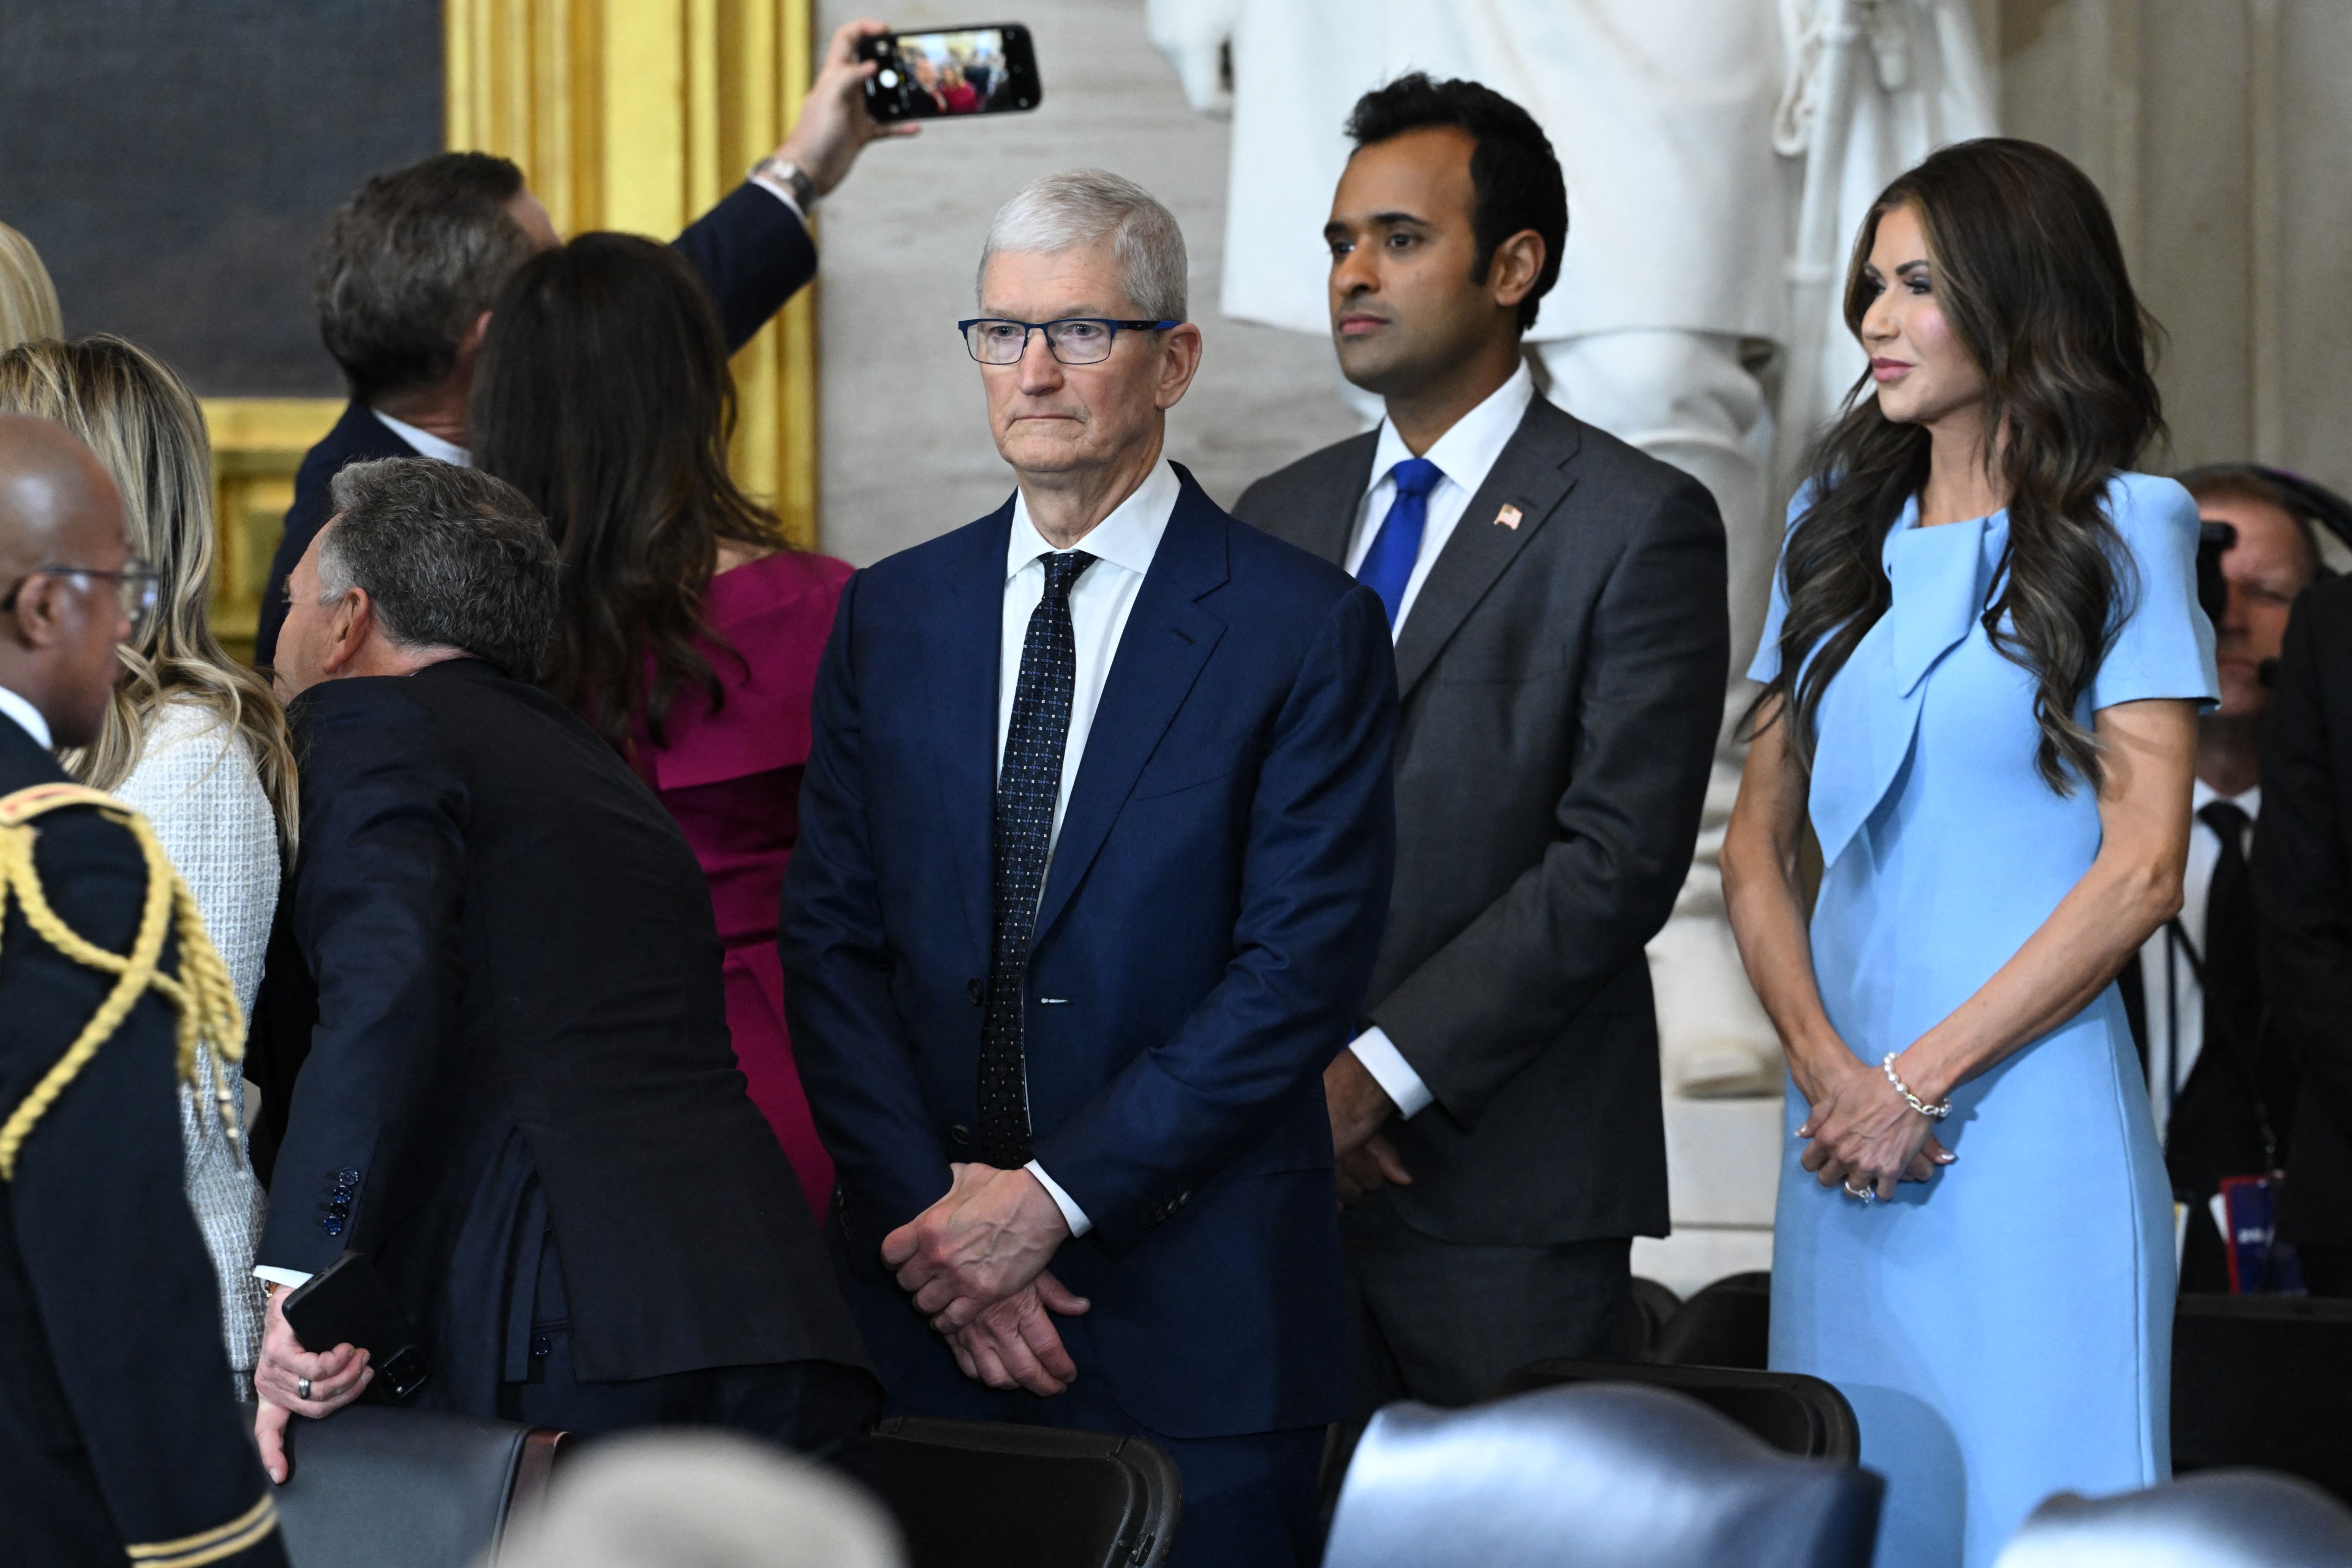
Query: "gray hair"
976 170 1188 323
314 152 534 402
320 457 559 681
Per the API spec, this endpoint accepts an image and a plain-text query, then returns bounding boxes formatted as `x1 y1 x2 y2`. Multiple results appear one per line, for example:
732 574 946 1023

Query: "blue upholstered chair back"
1992 1469 2352 1567
1324 1382 1882 1568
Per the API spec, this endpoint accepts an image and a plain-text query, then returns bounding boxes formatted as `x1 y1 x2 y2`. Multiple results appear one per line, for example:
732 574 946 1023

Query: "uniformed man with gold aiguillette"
0 412 285 1567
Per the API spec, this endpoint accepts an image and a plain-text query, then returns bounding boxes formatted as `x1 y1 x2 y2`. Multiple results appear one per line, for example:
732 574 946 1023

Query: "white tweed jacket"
116 695 279 1384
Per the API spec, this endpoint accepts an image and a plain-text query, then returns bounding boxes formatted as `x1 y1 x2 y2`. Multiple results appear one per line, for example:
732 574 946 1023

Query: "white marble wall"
1997 0 2352 494
812 0 1360 566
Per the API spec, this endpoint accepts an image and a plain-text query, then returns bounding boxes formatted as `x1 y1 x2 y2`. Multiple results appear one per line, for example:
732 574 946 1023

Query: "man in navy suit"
251 17 908 667
782 170 1397 1567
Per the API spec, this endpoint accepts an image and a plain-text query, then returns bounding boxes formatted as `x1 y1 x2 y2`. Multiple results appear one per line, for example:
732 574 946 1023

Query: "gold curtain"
443 0 820 546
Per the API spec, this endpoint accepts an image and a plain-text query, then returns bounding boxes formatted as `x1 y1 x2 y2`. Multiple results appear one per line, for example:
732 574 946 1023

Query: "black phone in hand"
281 1251 430 1402
858 23 1040 122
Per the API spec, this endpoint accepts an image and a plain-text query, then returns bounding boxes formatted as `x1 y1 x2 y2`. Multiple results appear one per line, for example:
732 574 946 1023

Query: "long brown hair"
0 336 300 845
1754 138 2165 793
469 233 787 747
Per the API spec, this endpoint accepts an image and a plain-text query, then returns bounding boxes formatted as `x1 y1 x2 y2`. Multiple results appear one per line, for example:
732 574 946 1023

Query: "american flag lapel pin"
1494 503 1524 530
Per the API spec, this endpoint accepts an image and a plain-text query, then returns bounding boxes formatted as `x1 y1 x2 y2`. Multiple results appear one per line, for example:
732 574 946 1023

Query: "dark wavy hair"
1752 138 2165 794
470 232 788 748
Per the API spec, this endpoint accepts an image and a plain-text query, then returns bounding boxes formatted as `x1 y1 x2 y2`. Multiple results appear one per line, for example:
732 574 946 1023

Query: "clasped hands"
882 1162 1089 1396
1795 1049 1955 1202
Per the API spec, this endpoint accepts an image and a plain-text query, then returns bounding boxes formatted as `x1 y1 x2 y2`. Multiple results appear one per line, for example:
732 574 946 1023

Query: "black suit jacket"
1234 395 1727 1245
2254 575 2352 1246
0 721 284 1567
253 660 865 1398
253 182 817 665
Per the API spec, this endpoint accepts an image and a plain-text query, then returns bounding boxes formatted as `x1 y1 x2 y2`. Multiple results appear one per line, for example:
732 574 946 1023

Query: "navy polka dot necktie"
979 549 1097 1168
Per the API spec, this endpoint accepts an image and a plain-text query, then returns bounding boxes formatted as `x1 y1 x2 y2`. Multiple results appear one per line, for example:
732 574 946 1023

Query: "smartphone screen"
859 24 1041 122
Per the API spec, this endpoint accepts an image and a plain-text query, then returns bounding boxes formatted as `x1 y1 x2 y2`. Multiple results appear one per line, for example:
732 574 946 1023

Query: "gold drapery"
206 0 819 661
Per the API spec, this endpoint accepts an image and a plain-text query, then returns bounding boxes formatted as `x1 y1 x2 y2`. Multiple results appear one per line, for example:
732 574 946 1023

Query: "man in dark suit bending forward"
783 170 1396 1568
250 459 873 1483
1234 75 1728 1416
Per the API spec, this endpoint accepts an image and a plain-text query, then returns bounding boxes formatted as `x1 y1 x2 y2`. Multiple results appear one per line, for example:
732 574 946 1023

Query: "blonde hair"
0 337 298 849
0 224 63 349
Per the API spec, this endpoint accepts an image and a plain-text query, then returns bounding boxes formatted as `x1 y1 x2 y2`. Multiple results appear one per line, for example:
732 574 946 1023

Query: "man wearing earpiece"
2246 470 2352 1299
2128 464 2332 1291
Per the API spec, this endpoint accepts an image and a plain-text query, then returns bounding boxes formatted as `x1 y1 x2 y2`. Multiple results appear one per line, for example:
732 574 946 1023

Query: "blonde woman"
0 336 297 1395
0 222 64 348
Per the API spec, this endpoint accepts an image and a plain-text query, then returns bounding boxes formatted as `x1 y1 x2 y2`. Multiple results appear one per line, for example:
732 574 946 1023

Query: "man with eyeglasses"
0 413 287 1566
783 170 1398 1567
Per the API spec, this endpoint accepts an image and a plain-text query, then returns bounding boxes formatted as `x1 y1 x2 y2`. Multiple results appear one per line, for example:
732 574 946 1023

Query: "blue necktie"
979 549 1096 1168
1357 457 1444 627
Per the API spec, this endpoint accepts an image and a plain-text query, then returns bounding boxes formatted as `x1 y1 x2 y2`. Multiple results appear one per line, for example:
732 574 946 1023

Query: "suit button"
949 1124 974 1148
967 979 986 1006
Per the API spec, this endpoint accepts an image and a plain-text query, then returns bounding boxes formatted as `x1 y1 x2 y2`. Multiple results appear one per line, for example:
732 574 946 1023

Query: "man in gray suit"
1234 74 1727 1412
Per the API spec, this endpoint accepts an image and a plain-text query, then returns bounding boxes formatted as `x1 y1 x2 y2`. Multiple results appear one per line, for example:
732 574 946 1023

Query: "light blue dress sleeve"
2087 473 2222 712
1746 483 1815 684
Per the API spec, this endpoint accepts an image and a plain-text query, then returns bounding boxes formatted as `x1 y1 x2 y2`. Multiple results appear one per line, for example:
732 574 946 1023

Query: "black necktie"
979 549 1096 1168
2198 800 2260 1090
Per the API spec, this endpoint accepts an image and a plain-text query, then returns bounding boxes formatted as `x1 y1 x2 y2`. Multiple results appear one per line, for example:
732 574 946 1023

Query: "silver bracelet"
1882 1053 1952 1119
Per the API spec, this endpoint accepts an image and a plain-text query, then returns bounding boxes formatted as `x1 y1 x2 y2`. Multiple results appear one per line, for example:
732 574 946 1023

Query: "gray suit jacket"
1234 393 1727 1245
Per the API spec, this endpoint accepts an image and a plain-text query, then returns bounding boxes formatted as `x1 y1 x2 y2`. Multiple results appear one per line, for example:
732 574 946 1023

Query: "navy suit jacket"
782 466 1397 1439
254 182 816 665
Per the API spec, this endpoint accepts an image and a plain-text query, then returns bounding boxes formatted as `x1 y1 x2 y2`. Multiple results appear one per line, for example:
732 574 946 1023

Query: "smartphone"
281 1251 431 1402
859 23 1040 122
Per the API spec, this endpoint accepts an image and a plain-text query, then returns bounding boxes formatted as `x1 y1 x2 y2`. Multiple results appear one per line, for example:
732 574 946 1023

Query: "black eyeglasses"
0 560 162 637
958 317 1181 366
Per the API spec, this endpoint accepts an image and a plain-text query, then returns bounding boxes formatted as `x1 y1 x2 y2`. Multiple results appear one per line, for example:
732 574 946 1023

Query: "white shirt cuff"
1350 1027 1434 1119
1025 1159 1093 1238
254 1266 312 1292
747 172 805 223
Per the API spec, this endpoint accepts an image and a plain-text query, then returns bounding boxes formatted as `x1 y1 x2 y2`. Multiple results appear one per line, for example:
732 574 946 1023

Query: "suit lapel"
1030 473 1229 944
1292 433 1378 566
918 502 1016 958
1391 399 1583 702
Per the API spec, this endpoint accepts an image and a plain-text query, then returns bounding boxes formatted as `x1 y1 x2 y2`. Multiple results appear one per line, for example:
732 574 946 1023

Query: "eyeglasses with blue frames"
958 317 1182 366
0 560 162 637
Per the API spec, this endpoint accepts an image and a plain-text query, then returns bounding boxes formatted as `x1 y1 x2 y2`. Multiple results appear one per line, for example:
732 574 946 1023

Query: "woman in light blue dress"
1722 139 2217 1568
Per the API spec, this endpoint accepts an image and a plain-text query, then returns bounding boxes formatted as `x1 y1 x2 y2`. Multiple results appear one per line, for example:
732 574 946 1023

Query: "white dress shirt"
0 682 52 750
998 459 1180 1236
2137 778 2258 1137
371 409 470 467
1339 364 1536 1121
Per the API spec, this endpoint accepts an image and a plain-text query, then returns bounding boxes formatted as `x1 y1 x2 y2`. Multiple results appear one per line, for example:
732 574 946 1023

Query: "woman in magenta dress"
471 232 847 1216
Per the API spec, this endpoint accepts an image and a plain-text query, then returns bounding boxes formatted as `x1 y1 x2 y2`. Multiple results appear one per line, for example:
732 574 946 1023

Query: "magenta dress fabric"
629 549 853 1219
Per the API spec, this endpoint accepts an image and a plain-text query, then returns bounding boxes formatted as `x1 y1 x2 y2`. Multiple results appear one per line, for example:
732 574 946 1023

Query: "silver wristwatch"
750 156 818 213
